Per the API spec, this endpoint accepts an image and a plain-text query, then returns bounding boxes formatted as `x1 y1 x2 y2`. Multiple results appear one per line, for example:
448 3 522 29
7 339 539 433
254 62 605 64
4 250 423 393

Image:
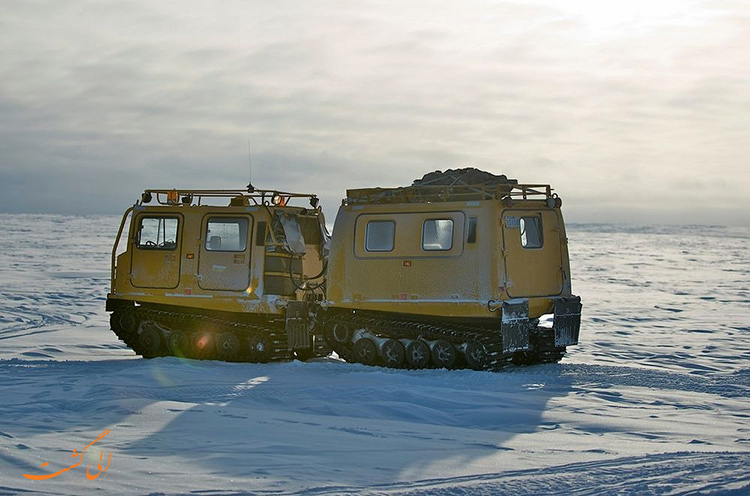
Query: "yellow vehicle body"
111 208 323 315
105 170 581 371
106 189 328 362
326 199 572 320
321 172 582 371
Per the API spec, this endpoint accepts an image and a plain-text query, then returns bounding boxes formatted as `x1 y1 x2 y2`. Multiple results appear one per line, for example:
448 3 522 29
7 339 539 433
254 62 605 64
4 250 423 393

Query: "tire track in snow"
0 307 88 340
292 451 749 495
509 363 750 399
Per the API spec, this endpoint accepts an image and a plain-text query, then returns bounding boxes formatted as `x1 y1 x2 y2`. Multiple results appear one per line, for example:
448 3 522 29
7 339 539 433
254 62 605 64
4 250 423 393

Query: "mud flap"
553 296 582 346
501 300 530 353
285 301 311 350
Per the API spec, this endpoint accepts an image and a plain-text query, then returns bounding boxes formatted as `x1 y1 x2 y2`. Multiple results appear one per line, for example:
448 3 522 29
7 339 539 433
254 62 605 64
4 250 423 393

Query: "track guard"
553 296 582 346
501 300 530 353
285 301 312 350
105 295 133 312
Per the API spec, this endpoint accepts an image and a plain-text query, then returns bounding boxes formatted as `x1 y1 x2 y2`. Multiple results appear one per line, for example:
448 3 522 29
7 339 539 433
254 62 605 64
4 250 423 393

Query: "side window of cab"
205 217 248 252
137 217 179 250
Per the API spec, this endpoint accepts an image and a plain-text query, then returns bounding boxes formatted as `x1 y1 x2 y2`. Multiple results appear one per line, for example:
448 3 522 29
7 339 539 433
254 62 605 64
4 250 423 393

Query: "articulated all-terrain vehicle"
106 169 582 371
106 188 329 362
320 169 582 371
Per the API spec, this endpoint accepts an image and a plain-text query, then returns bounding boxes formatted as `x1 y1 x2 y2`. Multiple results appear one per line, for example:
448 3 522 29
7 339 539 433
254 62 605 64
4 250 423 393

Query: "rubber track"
527 326 567 364
112 307 293 362
325 312 566 371
326 313 509 371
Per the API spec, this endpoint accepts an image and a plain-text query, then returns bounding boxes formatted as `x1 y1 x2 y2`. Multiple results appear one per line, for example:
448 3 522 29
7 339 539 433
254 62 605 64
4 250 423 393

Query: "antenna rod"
247 138 254 192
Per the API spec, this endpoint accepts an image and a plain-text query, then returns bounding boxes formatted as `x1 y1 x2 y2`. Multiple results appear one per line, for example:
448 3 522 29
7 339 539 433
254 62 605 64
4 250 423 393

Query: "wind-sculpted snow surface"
0 215 748 494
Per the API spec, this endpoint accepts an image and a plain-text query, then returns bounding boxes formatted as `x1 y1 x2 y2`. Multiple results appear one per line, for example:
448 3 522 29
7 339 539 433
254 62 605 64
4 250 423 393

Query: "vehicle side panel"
111 205 323 316
327 202 499 318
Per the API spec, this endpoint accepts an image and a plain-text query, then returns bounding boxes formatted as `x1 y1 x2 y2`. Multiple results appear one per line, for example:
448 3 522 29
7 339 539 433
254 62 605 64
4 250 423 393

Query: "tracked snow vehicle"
321 169 582 371
106 169 581 371
106 188 329 362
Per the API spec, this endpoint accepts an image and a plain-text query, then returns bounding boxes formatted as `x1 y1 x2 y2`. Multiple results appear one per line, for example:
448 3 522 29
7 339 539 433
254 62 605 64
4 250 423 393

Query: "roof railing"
344 183 553 205
140 188 319 208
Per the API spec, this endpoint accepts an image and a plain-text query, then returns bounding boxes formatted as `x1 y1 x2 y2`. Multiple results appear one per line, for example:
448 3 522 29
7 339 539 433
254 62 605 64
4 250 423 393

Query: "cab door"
197 215 253 291
130 215 182 288
501 209 563 298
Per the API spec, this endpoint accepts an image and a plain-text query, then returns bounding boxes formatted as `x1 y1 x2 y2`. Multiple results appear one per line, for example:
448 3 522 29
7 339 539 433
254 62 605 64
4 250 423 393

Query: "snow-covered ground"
0 214 748 495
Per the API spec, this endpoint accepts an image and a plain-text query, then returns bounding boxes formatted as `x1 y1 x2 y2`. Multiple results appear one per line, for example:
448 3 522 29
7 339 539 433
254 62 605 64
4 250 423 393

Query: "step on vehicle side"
106 187 330 362
320 168 582 371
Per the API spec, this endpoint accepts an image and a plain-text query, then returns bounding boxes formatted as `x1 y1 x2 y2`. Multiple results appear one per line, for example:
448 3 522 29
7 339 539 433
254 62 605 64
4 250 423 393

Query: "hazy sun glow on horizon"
551 0 700 31
0 0 748 225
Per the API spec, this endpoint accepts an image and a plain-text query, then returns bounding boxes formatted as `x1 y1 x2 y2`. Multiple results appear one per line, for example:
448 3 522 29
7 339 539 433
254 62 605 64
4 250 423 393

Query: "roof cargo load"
346 167 552 205
412 167 518 187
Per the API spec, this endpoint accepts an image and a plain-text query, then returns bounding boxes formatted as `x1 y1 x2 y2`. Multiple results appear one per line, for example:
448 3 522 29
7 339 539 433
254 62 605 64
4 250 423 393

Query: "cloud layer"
1 0 748 224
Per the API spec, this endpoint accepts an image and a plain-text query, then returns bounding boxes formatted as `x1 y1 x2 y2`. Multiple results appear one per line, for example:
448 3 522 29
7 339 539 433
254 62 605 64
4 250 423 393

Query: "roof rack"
344 183 553 205
140 188 319 208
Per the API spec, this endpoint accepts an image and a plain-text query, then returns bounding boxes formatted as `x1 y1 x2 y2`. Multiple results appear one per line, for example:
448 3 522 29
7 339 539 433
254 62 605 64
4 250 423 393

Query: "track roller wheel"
119 311 139 336
216 332 240 360
380 339 405 368
465 342 488 370
353 338 377 365
405 340 430 369
248 335 270 362
193 331 215 360
331 323 352 345
138 326 163 358
430 340 457 369
167 330 188 357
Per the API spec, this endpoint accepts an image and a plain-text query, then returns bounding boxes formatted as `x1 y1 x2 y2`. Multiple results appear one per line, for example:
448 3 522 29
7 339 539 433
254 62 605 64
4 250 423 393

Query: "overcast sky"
1 0 748 225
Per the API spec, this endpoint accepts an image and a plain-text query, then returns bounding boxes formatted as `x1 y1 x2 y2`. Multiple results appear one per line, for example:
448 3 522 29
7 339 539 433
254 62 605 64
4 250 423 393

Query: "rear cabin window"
422 219 453 251
206 217 248 252
137 217 178 250
365 221 395 252
520 216 543 248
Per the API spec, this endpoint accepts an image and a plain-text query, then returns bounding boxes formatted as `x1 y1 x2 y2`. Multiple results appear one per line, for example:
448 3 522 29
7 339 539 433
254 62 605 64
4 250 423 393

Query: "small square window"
206 217 248 252
422 219 453 251
365 221 395 252
520 216 543 248
137 217 178 250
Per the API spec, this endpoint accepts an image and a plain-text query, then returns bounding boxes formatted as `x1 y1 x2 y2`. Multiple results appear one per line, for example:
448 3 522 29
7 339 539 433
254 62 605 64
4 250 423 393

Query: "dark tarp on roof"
412 168 518 187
